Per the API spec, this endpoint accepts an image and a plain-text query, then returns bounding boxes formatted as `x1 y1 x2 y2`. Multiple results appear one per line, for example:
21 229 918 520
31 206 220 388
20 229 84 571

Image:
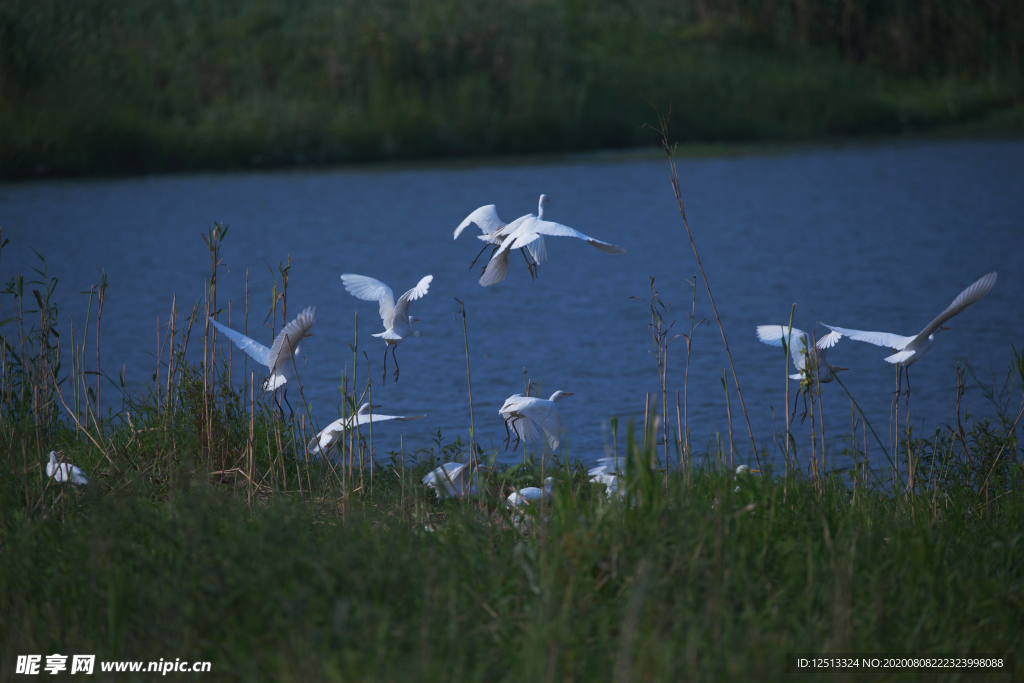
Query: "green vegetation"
1 0 1022 178
1 228 1023 681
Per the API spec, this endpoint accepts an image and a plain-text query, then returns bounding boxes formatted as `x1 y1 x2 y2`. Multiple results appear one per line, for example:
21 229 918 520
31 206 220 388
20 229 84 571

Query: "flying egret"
478 194 626 287
817 271 998 395
46 451 89 485
341 274 432 385
499 390 574 451
208 306 315 414
506 477 555 508
422 461 482 499
307 403 426 459
755 325 848 384
454 203 546 278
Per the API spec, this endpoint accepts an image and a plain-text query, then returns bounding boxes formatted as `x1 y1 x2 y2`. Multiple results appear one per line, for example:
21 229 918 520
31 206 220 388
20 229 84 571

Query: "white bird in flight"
341 274 432 385
208 306 315 414
454 203 546 279
479 194 626 287
817 271 997 394
307 403 426 459
422 461 482 499
506 477 555 508
755 325 848 384
499 390 574 451
47 451 89 485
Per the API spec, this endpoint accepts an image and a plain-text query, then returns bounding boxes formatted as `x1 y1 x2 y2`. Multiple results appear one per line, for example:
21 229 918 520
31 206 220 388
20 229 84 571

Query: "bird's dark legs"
904 367 911 402
519 248 537 280
381 346 388 386
282 387 295 418
502 417 513 449
468 243 494 271
391 346 400 383
274 390 286 419
478 246 500 276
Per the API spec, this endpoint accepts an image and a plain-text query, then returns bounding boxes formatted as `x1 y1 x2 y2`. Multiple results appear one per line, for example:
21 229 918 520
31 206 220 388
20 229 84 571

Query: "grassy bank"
1 0 1022 178
0 233 1023 681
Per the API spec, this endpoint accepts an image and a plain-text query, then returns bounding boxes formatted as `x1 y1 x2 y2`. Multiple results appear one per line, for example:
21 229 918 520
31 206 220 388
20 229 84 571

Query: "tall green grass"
1 0 1022 178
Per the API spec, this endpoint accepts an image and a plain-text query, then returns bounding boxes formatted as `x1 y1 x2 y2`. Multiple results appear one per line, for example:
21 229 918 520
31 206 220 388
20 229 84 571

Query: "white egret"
422 461 481 499
454 204 546 278
817 271 997 395
307 403 426 459
46 451 89 485
208 306 316 414
588 457 624 499
755 325 848 384
341 274 432 385
499 390 574 451
479 194 626 287
506 477 555 508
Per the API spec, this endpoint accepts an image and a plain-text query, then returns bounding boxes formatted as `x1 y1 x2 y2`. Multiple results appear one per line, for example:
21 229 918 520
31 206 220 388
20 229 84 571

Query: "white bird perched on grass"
588 457 624 499
499 390 574 451
454 204 546 279
817 271 998 395
208 306 315 415
422 461 482 499
479 194 626 287
755 325 848 384
506 477 555 508
307 403 426 459
47 451 89 485
341 274 432 385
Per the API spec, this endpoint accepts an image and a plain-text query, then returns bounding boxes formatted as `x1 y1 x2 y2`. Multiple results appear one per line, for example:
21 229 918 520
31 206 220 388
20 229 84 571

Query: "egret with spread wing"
499 390 574 451
208 306 315 415
422 461 482 499
817 271 997 395
454 203 546 278
307 403 425 459
341 274 432 385
755 325 848 384
479 195 625 287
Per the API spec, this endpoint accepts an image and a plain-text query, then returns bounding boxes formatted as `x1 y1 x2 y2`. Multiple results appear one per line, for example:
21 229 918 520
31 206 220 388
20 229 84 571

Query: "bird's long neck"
537 196 546 220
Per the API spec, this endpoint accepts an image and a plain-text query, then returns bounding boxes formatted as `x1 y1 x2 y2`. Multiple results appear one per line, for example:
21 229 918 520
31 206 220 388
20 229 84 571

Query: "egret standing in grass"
454 203 546 278
479 195 625 287
307 403 426 459
499 390 574 451
506 477 555 508
208 306 316 415
817 271 997 396
422 461 482 499
47 451 89 485
341 274 432 385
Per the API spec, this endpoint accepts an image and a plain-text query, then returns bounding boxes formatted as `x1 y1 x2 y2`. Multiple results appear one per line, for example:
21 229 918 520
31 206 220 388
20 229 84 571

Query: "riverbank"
2 0 1021 179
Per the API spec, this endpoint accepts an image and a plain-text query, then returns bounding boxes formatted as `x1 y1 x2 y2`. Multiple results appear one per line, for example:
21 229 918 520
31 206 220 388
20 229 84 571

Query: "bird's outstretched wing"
819 324 915 351
209 317 271 368
356 413 426 428
519 401 562 451
342 274 396 323
267 306 315 373
916 271 997 340
391 275 432 326
454 205 505 239
756 325 811 368
511 218 626 255
479 248 510 287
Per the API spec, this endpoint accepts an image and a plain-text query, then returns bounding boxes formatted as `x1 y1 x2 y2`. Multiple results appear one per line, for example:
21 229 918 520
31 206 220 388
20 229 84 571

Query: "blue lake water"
2 139 1022 470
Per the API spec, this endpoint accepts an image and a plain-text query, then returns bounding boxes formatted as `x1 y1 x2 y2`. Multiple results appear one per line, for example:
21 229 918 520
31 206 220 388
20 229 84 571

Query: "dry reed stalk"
813 332 826 481
721 369 734 469
783 305 796 487
454 299 477 469
653 110 760 470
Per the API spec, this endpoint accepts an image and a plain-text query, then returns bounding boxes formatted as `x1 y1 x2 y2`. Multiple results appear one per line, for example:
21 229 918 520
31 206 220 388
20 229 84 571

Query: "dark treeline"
1 0 1021 177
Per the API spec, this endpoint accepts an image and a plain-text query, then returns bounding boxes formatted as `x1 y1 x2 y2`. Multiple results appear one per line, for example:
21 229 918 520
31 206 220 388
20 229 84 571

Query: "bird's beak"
833 367 849 372
940 326 951 331
751 469 761 474
371 404 382 409
414 318 420 322
564 392 575 396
